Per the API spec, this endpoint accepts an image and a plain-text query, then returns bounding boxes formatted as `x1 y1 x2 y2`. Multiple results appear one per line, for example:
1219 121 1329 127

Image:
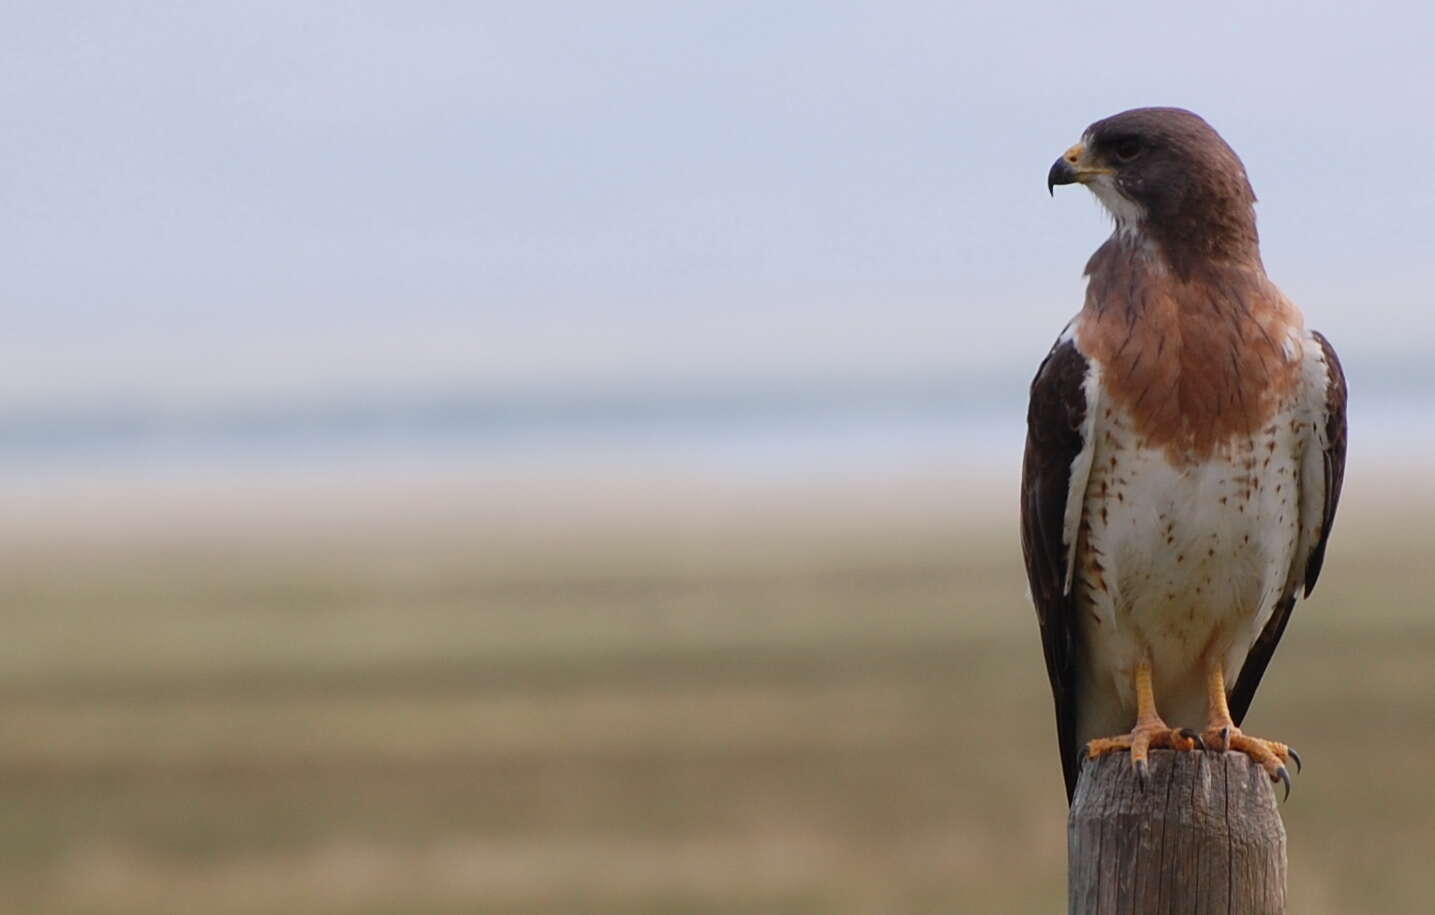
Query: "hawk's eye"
1112 138 1142 162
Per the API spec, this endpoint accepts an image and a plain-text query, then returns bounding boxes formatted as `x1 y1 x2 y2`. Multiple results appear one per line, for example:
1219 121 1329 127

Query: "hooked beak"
1047 142 1113 196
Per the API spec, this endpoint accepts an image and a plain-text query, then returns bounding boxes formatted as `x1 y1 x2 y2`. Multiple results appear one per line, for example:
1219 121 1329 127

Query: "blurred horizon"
1 340 1428 481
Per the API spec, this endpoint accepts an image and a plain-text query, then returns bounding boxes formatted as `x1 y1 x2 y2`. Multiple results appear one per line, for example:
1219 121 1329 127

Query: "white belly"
1072 402 1303 740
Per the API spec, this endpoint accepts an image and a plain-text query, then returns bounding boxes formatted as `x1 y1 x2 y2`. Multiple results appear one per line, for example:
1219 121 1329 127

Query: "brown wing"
1020 335 1093 801
1229 331 1347 723
1300 331 1348 596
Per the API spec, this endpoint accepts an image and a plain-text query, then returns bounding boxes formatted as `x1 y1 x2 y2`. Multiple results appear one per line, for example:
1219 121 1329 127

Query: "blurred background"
4 3 1434 913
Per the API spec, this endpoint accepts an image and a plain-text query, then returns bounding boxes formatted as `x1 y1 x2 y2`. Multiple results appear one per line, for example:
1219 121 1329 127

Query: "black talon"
1219 726 1231 751
1179 728 1205 751
1288 746 1302 774
1275 765 1292 802
1134 758 1149 782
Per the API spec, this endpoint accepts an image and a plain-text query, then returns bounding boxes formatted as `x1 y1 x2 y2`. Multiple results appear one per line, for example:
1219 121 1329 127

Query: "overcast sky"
4 1 1433 408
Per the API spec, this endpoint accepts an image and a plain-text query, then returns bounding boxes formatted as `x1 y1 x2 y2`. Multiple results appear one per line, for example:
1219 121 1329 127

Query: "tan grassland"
1 459 1431 914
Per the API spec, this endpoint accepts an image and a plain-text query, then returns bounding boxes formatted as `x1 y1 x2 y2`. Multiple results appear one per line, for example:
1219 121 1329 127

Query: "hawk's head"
1048 107 1260 273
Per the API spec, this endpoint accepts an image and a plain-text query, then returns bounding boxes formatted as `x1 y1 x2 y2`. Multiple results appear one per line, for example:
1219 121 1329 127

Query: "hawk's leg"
1086 659 1203 778
1201 661 1300 799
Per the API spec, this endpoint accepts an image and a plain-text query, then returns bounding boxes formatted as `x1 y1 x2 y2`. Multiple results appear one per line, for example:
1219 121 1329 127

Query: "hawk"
1022 107 1347 802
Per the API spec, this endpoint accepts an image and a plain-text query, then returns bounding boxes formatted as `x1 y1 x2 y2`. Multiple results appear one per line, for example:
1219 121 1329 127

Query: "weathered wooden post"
1068 750 1286 914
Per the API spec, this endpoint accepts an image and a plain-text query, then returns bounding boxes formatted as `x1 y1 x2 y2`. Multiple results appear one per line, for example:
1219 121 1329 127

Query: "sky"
3 1 1434 409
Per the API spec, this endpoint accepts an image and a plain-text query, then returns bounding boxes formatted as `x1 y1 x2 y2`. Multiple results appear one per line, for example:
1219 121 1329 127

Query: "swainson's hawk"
1023 107 1347 801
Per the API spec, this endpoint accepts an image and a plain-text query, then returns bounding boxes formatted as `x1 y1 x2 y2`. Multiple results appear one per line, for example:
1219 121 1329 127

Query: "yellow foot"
1086 721 1204 779
1203 724 1302 800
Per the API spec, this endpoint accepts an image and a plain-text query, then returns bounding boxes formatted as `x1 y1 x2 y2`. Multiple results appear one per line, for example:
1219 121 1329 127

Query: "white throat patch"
1086 173 1145 232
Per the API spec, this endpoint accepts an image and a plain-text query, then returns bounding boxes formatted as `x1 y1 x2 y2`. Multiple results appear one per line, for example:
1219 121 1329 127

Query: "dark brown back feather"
1020 337 1090 801
1228 331 1347 724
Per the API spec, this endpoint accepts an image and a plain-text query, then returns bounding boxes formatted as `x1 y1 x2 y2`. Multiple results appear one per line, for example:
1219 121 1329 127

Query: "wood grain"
1068 750 1286 914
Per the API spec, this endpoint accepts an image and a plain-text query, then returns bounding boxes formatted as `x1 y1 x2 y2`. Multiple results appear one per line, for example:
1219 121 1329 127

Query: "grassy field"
2 464 1431 914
